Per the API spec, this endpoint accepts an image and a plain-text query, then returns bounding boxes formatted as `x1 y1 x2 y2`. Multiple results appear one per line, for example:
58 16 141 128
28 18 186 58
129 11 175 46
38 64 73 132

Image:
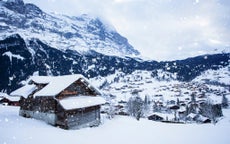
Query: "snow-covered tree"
199 99 223 124
107 100 116 119
99 79 109 89
191 92 196 104
188 92 198 114
143 95 151 117
153 100 163 113
127 93 143 120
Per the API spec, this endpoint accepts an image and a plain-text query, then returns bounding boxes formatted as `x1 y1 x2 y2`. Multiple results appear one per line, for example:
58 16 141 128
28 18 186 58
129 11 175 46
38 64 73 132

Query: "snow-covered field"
1 106 230 144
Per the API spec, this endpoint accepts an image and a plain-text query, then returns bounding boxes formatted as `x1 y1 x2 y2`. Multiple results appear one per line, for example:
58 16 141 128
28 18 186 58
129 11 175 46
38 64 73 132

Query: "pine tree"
191 92 196 104
176 98 180 106
143 95 150 117
152 101 158 112
222 95 229 108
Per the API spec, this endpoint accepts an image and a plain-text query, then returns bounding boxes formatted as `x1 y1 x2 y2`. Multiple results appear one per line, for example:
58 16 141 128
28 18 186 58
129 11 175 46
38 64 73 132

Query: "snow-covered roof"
197 115 210 122
208 94 222 104
10 84 37 98
0 92 8 97
30 76 55 84
178 106 186 112
31 74 100 97
59 96 106 110
7 95 20 101
0 92 8 101
1 94 20 101
187 113 197 119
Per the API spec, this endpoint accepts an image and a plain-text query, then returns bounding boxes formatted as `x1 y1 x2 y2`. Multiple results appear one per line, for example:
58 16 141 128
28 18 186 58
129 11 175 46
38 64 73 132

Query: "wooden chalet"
0 92 20 106
147 112 175 122
10 74 105 129
148 114 164 122
185 113 211 123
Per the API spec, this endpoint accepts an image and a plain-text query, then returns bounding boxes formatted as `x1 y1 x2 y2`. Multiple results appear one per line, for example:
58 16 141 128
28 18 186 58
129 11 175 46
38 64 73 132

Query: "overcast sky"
24 0 230 61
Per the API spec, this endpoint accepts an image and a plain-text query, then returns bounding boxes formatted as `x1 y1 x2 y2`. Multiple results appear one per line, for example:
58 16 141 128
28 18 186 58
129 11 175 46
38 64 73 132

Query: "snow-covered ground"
1 105 230 144
193 65 230 85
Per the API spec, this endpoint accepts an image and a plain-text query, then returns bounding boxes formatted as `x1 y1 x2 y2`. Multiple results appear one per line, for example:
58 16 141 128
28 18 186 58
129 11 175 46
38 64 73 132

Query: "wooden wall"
20 96 58 113
56 105 101 129
57 79 97 99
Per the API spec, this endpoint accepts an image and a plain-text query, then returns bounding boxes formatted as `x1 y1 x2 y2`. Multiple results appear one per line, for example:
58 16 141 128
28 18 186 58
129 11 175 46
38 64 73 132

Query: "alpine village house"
10 74 105 129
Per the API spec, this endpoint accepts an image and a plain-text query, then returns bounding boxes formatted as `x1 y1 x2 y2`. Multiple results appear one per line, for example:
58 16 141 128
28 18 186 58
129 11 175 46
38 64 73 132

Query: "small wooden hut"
10 74 105 129
0 92 20 106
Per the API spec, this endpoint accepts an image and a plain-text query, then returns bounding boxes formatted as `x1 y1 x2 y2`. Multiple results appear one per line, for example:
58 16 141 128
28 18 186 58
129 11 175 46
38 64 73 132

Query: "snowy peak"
1 0 43 19
0 0 140 57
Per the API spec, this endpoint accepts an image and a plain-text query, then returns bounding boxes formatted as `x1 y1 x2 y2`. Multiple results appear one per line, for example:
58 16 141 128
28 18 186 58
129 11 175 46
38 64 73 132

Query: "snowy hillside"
90 70 180 101
0 0 139 57
1 106 230 144
193 65 230 85
90 68 230 102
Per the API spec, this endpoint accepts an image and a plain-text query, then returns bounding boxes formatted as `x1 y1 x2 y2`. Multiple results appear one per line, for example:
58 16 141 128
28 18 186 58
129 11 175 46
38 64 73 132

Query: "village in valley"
1 1 230 144
101 81 228 124
1 67 229 128
92 68 230 124
0 69 230 144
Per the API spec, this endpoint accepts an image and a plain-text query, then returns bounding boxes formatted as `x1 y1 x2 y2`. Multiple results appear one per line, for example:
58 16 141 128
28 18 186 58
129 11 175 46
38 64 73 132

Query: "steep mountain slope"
0 34 153 92
0 34 229 93
0 0 139 57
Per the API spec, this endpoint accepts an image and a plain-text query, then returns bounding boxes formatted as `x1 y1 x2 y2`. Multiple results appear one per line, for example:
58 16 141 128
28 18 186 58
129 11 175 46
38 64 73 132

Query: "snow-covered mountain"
0 0 229 93
0 33 229 92
0 0 139 57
